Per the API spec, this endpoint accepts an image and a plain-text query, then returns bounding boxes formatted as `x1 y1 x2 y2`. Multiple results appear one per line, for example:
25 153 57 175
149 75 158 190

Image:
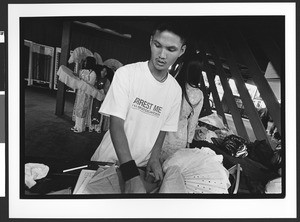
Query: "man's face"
149 30 186 73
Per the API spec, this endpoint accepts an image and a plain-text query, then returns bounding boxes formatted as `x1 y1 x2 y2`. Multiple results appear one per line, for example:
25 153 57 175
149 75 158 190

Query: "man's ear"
179 44 186 57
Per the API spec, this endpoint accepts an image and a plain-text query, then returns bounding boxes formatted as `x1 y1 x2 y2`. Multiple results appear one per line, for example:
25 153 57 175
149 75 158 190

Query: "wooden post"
55 21 72 116
27 42 33 86
49 48 54 89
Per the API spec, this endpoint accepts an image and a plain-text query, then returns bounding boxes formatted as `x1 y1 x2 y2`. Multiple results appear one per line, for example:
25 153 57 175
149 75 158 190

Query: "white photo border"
8 2 296 219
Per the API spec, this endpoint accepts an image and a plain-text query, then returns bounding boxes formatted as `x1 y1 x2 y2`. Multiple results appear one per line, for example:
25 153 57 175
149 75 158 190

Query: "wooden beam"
211 38 249 141
222 32 270 143
199 43 227 126
230 31 281 135
198 69 212 117
55 21 72 116
257 36 281 77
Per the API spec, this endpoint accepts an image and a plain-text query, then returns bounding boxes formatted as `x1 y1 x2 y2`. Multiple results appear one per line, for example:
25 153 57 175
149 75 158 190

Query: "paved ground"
24 86 105 161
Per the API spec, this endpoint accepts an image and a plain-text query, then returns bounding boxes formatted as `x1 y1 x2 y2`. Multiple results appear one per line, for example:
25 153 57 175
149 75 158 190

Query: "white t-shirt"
90 61 182 166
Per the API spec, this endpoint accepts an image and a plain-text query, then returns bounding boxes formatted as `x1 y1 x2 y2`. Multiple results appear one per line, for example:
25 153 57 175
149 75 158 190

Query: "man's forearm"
109 115 133 164
110 115 142 188
150 131 166 158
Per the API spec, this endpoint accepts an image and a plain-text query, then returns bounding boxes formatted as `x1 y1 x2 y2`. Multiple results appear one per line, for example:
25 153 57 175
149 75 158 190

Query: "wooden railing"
197 23 281 144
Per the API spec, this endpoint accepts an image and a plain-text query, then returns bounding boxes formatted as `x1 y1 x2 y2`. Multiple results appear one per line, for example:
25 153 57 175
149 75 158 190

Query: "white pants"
75 116 85 132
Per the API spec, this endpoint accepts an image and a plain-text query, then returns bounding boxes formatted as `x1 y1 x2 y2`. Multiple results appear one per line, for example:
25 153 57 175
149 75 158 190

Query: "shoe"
71 127 76 131
96 129 101 134
89 128 93 132
73 128 82 133
91 118 100 125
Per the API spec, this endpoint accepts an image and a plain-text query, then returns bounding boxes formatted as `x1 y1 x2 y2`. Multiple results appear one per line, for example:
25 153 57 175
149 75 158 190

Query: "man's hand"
145 131 166 184
145 158 163 184
124 176 147 193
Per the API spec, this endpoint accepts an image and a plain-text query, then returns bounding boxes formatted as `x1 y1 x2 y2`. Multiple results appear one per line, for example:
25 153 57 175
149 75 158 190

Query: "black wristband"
119 160 140 182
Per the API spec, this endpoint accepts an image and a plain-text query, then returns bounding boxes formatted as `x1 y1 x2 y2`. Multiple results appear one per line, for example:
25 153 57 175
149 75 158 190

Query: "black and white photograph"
21 15 284 196
3 1 298 220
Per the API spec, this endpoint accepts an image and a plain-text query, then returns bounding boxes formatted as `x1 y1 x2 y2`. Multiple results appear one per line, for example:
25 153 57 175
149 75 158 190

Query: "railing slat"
211 37 249 141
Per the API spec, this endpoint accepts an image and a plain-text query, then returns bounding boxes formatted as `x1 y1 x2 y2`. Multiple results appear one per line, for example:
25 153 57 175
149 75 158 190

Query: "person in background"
91 21 187 193
71 56 97 133
90 65 111 133
100 67 114 132
160 53 204 162
105 67 114 83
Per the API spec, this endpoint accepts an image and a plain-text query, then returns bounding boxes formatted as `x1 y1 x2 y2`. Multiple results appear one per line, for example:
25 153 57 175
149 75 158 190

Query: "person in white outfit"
71 56 97 133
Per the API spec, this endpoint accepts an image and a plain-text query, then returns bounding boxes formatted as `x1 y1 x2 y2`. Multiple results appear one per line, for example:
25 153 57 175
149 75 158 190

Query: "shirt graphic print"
132 97 163 118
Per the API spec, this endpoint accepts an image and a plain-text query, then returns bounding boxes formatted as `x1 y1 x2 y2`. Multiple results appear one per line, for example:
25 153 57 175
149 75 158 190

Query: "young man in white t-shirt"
91 22 187 193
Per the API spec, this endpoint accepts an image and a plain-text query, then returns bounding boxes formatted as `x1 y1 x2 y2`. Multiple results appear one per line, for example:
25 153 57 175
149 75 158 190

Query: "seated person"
159 54 231 194
161 53 204 161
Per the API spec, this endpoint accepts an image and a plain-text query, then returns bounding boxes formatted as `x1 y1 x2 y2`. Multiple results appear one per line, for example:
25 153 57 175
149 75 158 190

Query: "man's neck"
148 61 168 82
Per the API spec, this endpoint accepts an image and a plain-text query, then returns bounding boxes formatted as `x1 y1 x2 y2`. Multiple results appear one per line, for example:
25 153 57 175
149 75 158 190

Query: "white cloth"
199 112 226 129
265 177 281 194
161 148 230 193
159 165 187 193
84 166 121 194
57 65 105 102
91 61 182 166
25 163 49 189
68 47 93 64
194 126 218 143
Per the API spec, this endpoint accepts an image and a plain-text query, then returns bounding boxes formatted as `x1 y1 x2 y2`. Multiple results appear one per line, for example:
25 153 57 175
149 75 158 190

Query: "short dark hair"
151 21 188 45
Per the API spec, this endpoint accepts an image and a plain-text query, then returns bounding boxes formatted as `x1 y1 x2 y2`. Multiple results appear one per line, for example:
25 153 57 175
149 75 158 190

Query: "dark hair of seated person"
83 56 96 70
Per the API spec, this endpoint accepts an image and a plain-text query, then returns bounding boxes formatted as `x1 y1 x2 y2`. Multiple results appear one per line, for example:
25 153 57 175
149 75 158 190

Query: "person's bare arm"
145 131 166 183
110 115 132 164
110 115 146 193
